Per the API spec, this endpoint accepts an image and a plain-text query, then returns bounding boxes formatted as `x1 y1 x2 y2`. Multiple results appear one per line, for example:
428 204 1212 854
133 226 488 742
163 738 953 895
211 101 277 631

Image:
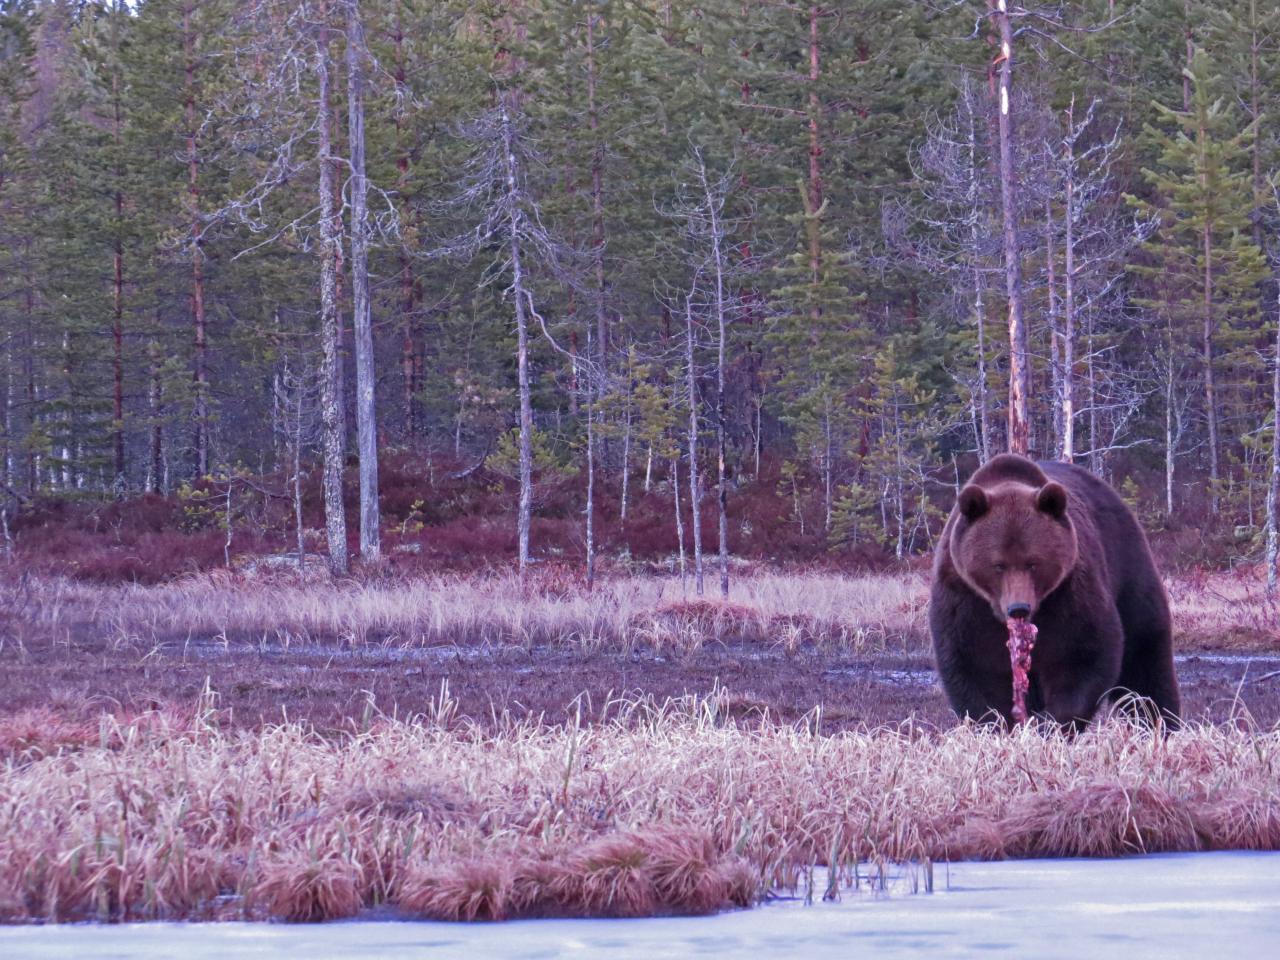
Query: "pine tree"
1128 49 1268 511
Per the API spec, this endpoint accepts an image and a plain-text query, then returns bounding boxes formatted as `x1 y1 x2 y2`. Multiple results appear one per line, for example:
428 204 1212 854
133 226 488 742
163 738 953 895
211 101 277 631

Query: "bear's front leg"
1034 614 1123 730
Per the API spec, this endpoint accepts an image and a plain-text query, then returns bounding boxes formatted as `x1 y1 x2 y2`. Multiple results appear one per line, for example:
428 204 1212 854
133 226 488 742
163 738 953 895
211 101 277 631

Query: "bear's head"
949 477 1077 623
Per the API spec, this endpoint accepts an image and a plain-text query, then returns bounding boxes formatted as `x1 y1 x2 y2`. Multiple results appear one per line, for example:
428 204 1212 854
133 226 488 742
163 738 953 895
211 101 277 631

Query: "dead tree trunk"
111 57 126 495
346 1 380 563
685 294 704 596
965 79 992 461
1046 194 1061 454
1061 112 1077 463
148 341 163 494
393 7 417 440
585 355 596 590
184 2 209 477
317 24 349 576
1267 281 1279 596
991 0 1030 456
695 156 731 600
672 454 686 591
1201 178 1220 509
499 96 534 580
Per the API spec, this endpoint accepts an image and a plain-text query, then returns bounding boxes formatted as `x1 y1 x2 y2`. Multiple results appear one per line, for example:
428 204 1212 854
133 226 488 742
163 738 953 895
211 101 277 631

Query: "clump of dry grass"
1 694 1279 925
252 851 364 922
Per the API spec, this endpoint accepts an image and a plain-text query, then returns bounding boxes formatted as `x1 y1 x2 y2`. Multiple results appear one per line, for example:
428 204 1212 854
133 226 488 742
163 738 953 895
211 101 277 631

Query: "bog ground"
1 569 1278 926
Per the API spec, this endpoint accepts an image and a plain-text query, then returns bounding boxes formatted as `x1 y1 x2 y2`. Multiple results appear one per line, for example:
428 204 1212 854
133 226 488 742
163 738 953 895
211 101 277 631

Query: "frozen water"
3 851 1279 959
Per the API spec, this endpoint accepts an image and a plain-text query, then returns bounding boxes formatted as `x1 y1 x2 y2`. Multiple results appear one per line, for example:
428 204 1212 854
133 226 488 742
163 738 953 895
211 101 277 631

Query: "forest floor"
1 566 1278 925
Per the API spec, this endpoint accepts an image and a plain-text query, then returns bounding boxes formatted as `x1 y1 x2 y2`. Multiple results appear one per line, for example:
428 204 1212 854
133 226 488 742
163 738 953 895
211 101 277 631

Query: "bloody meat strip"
1006 619 1038 724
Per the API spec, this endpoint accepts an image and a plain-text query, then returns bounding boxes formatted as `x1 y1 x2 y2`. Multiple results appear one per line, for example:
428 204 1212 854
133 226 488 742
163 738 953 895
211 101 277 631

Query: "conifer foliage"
0 0 1277 578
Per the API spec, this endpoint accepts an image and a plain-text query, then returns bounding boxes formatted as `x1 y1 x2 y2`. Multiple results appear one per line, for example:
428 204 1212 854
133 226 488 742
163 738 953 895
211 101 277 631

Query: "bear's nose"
1006 602 1032 620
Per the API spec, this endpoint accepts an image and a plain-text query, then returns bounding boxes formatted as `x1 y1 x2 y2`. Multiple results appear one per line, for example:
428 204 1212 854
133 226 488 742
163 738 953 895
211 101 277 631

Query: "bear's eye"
993 563 1007 573
1026 562 1037 572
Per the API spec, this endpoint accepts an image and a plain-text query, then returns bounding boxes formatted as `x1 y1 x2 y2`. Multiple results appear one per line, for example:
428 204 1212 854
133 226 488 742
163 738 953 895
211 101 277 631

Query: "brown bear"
929 453 1181 728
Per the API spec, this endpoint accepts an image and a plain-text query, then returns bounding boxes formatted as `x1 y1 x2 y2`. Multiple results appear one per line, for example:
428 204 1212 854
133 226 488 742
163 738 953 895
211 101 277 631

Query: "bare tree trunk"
586 6 609 474
991 0 1029 456
1202 198 1220 509
672 455 686 591
346 1 380 563
1165 351 1176 519
393 7 417 440
317 22 349 576
965 79 992 461
1087 310 1100 475
585 329 596 590
1249 0 1263 248
695 159 731 600
288 367 306 571
148 343 162 494
111 58 126 495
806 4 823 303
1045 196 1063 459
823 398 833 531
500 96 534 579
620 395 631 522
685 295 704 596
184 2 209 477
1061 101 1077 462
1267 282 1279 596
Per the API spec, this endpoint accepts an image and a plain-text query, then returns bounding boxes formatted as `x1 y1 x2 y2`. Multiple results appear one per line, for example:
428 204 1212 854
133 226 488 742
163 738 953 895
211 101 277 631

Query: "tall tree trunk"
806 4 823 309
1201 187 1220 509
1249 0 1263 249
148 342 162 494
1061 100 1077 462
1266 277 1279 596
500 96 534 579
692 154 732 599
586 6 608 458
685 294 704 596
965 78 991 461
672 455 686 591
346 1 380 563
111 64 125 494
184 2 209 477
1046 195 1061 454
393 7 417 440
620 393 631 522
1165 350 1176 519
991 0 1029 456
317 22 349 576
585 349 596 590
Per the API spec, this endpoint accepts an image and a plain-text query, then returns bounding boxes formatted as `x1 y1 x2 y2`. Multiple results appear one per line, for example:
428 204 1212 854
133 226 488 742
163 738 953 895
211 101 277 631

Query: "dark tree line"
0 0 1277 585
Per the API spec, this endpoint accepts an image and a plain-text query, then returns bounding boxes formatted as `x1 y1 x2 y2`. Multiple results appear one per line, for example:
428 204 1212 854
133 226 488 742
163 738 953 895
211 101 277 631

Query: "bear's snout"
996 571 1038 622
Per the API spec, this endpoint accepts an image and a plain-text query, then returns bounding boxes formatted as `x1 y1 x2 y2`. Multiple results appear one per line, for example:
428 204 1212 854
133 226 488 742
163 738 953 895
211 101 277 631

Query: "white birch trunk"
346 1 380 563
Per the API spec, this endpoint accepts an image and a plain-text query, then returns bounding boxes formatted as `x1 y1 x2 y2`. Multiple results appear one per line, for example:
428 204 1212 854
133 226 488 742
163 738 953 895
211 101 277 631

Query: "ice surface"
3 851 1279 960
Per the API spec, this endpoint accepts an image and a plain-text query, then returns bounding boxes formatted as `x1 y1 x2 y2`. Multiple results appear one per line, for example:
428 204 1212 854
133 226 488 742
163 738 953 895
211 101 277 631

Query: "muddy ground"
2 627 1277 732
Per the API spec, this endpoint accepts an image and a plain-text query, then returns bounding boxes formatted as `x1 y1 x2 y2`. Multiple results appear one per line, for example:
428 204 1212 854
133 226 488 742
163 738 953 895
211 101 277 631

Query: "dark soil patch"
1 626 1277 733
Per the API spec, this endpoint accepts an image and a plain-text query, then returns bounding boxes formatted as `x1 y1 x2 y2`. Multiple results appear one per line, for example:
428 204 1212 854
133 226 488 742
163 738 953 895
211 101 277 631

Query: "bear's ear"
957 484 988 521
1036 481 1068 519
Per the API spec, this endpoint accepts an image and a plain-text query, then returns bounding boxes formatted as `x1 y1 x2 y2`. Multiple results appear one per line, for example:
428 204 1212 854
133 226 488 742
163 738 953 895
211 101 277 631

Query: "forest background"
1 0 1278 589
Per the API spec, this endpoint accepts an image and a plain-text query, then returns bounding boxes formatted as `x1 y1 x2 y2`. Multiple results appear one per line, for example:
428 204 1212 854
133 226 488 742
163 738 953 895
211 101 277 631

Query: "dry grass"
6 568 930 656
5 566 1273 657
1 692 1279 924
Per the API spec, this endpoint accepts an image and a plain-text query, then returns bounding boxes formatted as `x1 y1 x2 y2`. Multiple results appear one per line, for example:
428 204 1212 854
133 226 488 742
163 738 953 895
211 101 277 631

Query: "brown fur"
930 454 1181 728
